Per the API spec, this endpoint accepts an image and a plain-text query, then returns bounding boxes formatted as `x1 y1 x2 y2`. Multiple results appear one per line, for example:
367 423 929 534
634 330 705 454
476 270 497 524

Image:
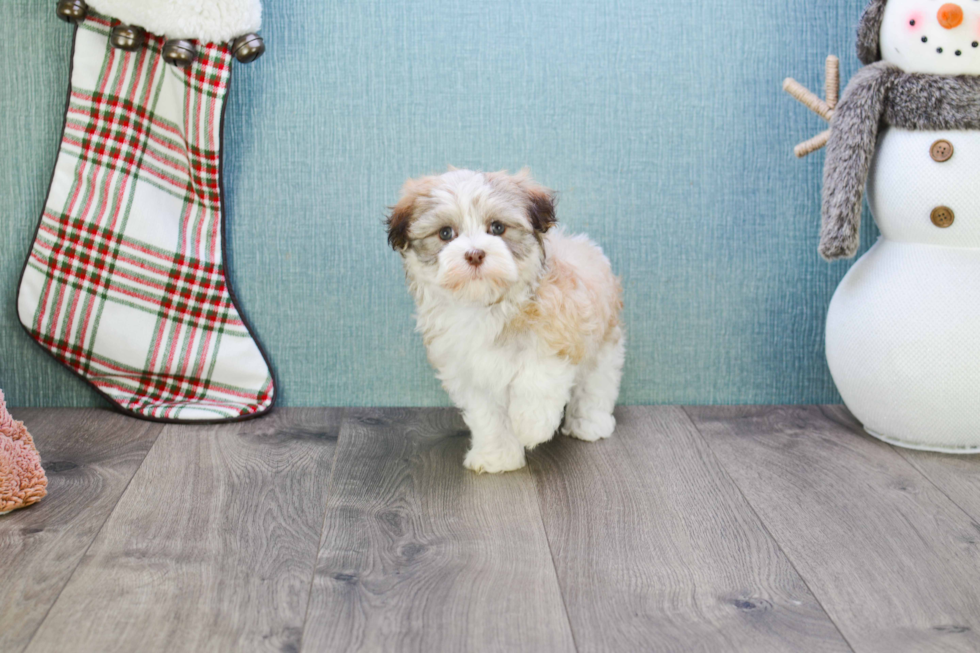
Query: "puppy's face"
388 169 557 306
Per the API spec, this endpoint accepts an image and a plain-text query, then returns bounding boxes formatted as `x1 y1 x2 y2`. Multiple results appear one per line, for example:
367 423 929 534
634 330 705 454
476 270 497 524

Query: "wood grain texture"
24 408 341 653
687 405 980 653
0 409 162 653
303 407 575 653
529 406 851 653
824 405 980 525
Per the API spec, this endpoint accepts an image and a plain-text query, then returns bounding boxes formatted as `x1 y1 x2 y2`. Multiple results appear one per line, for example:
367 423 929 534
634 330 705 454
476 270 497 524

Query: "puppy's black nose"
465 249 486 267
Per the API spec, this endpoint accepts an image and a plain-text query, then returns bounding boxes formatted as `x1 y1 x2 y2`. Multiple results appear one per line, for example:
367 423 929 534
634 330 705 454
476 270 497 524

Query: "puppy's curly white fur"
388 169 625 474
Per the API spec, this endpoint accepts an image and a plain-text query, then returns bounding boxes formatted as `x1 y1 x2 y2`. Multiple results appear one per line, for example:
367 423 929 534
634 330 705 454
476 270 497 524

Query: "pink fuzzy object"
0 390 47 514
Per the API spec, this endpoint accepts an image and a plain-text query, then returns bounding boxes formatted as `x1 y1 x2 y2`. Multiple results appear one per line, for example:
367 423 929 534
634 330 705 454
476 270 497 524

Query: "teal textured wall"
0 0 877 408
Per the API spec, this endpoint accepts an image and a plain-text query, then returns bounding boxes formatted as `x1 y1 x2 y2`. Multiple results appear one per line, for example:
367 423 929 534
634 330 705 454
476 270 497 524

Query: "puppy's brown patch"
507 233 622 364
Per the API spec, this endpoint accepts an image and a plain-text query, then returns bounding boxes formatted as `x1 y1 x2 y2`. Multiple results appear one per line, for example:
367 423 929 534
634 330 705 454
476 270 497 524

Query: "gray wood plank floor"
528 406 849 653
1 405 978 652
686 406 980 653
304 408 575 652
0 409 162 653
25 409 341 653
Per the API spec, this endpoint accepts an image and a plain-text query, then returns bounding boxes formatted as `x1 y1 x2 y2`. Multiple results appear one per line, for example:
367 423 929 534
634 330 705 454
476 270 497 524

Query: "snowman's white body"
827 127 980 452
822 0 980 452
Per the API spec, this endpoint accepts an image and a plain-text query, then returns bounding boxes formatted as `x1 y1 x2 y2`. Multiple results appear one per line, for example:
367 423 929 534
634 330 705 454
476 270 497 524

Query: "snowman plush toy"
809 0 980 452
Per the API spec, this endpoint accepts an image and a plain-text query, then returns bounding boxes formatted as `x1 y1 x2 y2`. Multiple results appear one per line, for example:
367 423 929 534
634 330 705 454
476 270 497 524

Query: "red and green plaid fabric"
18 13 275 422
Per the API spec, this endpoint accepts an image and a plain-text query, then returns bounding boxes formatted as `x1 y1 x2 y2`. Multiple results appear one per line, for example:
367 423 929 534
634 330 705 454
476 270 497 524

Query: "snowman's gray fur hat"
857 0 889 65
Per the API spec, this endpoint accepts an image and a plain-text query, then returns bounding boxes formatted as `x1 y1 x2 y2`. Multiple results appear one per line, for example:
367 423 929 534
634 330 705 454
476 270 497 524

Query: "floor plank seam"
527 460 581 653
20 420 165 653
821 406 980 527
679 407 859 653
297 407 348 653
895 453 980 524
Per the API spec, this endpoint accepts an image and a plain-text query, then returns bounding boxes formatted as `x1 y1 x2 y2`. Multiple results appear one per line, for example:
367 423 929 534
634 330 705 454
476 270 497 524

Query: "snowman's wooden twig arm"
820 62 897 260
796 130 831 158
826 56 840 110
784 79 833 122
784 56 840 157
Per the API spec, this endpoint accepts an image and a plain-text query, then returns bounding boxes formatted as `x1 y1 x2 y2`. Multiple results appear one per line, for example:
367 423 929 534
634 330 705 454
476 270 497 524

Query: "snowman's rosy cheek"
906 11 925 31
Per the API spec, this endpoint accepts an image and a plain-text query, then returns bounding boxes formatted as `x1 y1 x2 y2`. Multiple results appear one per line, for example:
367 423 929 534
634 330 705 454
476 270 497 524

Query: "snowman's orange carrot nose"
938 3 964 29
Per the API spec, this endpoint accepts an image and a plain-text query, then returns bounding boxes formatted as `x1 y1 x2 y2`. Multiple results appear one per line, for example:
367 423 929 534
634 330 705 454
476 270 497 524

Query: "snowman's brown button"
931 139 954 162
931 206 955 228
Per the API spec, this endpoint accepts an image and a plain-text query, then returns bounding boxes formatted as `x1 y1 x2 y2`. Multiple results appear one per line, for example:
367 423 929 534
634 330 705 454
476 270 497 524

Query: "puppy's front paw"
562 411 616 442
463 442 526 474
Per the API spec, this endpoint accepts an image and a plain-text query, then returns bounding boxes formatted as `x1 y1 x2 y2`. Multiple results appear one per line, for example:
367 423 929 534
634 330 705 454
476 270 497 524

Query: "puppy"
387 169 625 473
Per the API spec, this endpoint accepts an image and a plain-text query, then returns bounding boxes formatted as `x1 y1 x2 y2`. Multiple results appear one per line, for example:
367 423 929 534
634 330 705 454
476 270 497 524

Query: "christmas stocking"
17 0 275 422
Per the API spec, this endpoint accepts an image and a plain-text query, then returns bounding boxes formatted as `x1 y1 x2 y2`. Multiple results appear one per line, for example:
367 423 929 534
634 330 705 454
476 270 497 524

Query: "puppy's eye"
439 227 455 241
489 221 506 236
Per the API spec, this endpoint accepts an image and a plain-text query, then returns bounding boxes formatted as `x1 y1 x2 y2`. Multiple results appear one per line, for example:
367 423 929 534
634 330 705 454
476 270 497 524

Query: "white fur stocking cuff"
86 0 261 44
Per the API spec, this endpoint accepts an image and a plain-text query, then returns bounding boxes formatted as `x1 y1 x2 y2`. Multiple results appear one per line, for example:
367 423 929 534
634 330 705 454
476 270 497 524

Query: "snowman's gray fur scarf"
821 63 980 260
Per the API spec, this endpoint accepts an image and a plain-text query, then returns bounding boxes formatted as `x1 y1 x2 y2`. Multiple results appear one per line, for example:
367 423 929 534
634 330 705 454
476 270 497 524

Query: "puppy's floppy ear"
387 196 413 251
526 185 557 233
515 169 557 233
387 178 432 251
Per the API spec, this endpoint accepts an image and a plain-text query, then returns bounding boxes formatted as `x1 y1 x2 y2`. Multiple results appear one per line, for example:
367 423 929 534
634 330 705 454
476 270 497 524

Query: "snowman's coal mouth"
920 33 980 55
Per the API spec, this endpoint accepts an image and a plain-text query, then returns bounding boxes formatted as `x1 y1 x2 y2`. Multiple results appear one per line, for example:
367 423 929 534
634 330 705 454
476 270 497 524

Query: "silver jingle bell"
56 0 88 24
110 25 146 52
231 33 265 64
163 39 197 67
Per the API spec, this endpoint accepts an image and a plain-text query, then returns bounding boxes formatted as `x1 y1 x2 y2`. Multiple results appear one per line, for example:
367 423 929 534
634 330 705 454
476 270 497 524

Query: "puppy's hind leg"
509 354 576 450
563 331 625 442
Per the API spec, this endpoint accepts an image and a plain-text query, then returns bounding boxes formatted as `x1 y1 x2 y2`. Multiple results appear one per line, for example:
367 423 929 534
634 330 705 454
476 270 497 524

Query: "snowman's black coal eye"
974 41 979 48
489 221 506 236
439 227 455 241
957 50 963 56
938 47 944 53
923 36 929 43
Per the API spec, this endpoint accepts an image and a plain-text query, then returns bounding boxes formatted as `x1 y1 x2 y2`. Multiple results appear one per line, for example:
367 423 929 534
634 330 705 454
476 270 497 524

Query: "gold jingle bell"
163 39 197 67
56 0 89 24
231 33 265 63
110 25 146 51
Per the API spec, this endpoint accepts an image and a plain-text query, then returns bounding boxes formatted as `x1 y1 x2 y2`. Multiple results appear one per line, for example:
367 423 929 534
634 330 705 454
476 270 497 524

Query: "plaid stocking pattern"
17 13 276 422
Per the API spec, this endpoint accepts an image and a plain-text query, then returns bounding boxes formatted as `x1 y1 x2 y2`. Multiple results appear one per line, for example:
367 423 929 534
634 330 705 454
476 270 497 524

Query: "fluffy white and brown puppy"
388 169 625 474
